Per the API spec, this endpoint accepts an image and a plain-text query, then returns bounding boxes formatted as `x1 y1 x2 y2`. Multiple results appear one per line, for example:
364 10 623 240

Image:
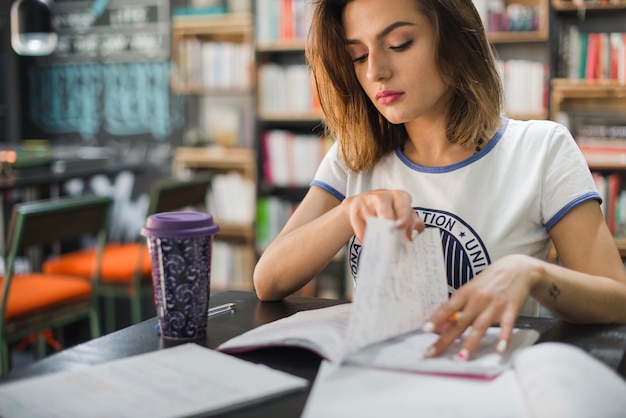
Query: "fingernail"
497 339 508 353
457 348 469 361
411 229 419 240
422 321 435 333
424 345 437 358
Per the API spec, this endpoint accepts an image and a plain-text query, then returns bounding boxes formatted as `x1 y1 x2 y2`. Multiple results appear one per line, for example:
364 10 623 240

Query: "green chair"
43 176 213 333
0 195 113 375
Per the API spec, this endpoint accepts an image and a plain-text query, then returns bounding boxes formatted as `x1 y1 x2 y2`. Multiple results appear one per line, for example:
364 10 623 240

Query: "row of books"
256 196 297 252
172 39 254 90
498 59 548 116
592 172 626 236
211 240 255 291
261 129 332 187
562 26 626 83
255 0 311 45
257 63 320 115
206 172 256 224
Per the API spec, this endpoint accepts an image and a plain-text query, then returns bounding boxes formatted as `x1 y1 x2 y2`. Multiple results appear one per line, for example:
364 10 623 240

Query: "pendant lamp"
10 0 58 56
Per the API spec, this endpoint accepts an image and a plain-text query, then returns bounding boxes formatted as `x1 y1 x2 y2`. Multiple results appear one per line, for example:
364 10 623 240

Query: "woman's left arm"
423 199 626 360
536 199 626 322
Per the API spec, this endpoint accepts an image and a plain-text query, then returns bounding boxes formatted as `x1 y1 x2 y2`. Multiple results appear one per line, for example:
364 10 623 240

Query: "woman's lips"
376 90 404 104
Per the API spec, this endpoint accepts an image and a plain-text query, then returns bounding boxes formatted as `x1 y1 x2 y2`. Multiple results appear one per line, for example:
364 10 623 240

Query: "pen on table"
208 303 237 317
155 303 237 332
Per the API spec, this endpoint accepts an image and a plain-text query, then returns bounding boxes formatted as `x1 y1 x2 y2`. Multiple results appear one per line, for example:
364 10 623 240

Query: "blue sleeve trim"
310 180 345 201
545 192 603 231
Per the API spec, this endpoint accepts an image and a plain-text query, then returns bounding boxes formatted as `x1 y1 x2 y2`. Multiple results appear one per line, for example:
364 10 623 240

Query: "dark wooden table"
2 290 626 417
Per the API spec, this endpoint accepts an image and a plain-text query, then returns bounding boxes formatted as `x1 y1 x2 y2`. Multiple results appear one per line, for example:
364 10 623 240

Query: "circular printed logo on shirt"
348 208 491 291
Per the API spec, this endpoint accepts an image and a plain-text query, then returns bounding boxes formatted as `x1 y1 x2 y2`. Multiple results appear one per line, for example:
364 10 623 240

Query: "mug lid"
141 211 220 239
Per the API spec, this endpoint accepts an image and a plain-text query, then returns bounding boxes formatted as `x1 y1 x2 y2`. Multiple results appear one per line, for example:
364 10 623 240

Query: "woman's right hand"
342 189 424 242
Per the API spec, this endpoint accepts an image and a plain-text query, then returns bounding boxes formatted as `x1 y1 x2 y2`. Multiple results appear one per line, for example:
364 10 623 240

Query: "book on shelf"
262 129 330 187
498 59 547 116
258 63 316 115
211 240 255 291
256 196 296 252
207 171 255 225
591 171 626 236
255 0 311 45
174 39 253 90
219 219 540 379
561 25 626 82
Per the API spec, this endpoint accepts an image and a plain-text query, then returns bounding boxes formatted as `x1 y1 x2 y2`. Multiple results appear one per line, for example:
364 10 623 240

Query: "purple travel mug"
141 211 220 340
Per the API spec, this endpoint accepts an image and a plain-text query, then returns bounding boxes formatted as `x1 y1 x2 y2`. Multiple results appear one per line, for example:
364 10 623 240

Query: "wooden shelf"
488 30 549 43
172 13 253 37
550 79 626 118
215 221 256 243
504 111 550 120
258 111 322 122
172 146 256 181
256 40 307 53
170 84 252 96
552 0 626 11
582 151 626 169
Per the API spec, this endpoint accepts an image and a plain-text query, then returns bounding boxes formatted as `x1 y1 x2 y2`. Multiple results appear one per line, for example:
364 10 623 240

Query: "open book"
0 344 308 418
302 342 626 418
219 219 539 378
218 303 539 378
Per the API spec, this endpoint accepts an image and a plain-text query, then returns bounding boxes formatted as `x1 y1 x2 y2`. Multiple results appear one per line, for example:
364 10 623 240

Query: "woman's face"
342 0 449 125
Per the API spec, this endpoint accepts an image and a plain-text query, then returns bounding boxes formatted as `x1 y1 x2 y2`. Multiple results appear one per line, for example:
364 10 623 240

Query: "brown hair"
306 0 503 172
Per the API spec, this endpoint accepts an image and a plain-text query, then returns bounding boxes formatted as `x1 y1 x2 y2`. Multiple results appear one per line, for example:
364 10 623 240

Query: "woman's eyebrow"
345 21 416 45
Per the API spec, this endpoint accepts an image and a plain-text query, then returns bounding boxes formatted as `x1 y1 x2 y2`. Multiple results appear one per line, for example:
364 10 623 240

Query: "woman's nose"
366 50 391 82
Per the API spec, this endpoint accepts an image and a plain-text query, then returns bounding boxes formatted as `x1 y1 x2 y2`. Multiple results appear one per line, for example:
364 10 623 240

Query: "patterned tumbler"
141 211 220 340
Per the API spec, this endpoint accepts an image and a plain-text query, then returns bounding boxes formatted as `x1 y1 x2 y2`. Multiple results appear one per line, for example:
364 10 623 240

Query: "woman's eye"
353 54 368 63
390 40 413 52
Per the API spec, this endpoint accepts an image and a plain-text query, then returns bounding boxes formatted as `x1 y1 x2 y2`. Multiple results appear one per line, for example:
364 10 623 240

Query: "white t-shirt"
311 118 600 315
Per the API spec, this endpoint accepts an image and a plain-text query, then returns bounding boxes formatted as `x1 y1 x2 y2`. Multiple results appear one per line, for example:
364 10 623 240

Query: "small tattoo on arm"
549 282 560 302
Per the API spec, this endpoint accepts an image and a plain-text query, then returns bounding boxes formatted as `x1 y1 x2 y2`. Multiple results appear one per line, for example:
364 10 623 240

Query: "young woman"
253 0 626 359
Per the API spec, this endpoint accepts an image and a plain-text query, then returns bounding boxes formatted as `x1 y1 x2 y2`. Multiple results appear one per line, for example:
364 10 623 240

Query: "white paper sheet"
344 220 448 355
302 360 531 418
0 343 308 418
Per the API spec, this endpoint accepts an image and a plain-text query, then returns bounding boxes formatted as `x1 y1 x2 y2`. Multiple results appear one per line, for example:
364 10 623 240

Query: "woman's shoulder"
505 118 568 135
502 118 575 149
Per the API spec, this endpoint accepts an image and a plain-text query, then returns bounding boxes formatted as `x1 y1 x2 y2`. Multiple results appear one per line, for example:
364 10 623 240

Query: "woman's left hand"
421 254 543 360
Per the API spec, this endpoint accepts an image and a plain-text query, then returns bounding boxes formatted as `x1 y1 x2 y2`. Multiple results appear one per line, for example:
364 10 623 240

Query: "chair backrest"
4 195 114 278
146 176 212 216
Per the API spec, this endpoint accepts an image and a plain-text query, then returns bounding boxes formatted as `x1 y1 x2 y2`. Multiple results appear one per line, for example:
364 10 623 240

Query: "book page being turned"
343 218 448 356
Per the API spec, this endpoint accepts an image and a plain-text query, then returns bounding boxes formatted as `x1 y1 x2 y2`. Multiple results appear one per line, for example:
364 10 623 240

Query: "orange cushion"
0 274 92 320
43 243 152 284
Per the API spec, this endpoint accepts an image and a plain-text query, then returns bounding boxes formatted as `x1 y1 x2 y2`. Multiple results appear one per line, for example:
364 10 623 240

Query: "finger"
495 306 517 353
350 210 368 243
423 292 467 333
456 310 494 360
423 316 468 358
404 213 424 241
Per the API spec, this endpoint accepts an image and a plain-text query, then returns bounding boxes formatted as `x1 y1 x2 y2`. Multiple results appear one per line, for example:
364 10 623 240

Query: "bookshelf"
172 146 257 292
254 0 347 299
170 13 255 148
549 0 626 253
476 0 550 120
169 13 258 291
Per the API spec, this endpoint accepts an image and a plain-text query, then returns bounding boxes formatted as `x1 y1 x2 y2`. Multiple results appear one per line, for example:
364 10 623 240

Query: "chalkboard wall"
20 0 184 172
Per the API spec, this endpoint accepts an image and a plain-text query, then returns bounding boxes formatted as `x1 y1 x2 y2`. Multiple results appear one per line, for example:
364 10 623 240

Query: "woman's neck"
403 118 478 167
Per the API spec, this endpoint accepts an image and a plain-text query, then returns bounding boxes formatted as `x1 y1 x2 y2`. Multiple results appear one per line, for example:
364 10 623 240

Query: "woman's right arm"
253 186 352 301
253 186 423 301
